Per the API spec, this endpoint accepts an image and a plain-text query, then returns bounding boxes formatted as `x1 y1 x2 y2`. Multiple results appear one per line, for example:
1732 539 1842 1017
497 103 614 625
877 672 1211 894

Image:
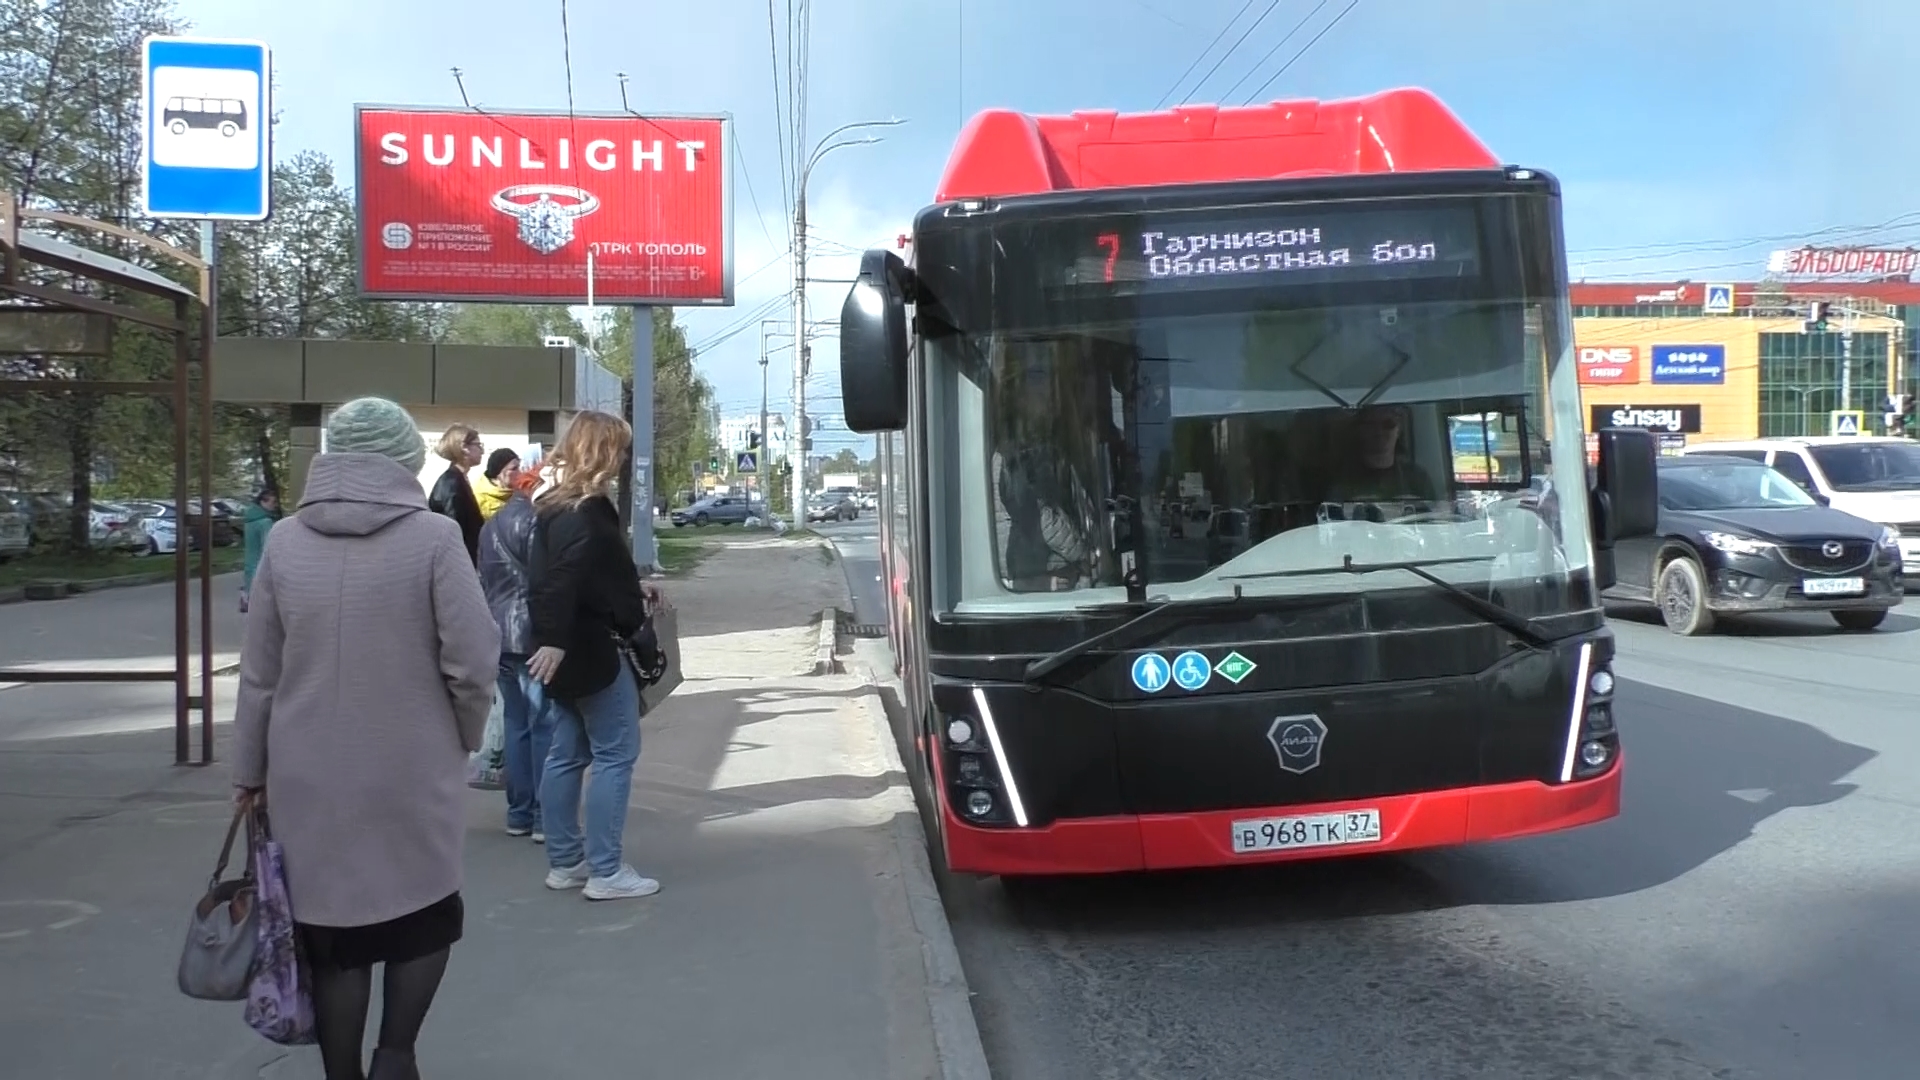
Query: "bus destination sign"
1059 204 1483 291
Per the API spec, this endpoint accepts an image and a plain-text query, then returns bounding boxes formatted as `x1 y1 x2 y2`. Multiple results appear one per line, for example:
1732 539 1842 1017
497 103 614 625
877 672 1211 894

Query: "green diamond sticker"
1215 651 1257 684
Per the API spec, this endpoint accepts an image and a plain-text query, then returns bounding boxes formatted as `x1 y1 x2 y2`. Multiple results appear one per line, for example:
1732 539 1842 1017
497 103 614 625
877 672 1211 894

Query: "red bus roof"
934 89 1501 203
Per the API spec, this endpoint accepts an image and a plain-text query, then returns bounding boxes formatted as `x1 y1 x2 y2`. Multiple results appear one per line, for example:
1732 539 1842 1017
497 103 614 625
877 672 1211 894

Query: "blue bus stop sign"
140 36 272 220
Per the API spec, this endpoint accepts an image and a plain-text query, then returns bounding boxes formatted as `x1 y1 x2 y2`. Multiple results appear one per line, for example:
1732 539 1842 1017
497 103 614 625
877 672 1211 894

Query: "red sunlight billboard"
353 105 734 305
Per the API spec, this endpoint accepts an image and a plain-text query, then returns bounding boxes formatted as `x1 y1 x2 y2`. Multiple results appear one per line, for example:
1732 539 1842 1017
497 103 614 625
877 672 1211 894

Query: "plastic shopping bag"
465 691 506 790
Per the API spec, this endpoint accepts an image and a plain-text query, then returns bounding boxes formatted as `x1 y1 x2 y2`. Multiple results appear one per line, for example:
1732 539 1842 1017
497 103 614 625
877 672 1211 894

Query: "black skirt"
297 892 464 972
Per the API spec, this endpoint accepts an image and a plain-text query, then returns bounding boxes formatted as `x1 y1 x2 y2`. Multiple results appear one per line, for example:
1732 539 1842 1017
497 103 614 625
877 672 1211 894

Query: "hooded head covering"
325 398 426 475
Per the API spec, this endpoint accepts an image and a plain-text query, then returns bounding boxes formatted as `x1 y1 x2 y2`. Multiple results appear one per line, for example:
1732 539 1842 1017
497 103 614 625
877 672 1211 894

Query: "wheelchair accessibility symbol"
1171 651 1212 691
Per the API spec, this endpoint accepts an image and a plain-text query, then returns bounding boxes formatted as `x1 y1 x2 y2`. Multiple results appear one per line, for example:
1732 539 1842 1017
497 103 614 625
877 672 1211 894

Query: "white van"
1681 436 1920 575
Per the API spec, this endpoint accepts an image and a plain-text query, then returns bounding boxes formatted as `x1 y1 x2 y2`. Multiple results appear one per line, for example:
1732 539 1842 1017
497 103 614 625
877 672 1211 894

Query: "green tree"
0 0 189 548
594 306 719 502
823 448 861 474
443 302 586 346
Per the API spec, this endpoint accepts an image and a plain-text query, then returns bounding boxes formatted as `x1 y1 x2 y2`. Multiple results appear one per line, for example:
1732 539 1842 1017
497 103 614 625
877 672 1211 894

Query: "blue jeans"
540 665 642 878
498 655 556 832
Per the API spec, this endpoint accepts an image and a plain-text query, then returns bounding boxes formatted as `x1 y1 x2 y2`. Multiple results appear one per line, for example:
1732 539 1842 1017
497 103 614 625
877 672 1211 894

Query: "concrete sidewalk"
0 533 988 1080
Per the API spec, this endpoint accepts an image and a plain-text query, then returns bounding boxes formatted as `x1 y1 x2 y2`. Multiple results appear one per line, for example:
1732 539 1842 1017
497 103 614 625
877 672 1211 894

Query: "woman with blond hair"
527 411 662 901
427 423 485 564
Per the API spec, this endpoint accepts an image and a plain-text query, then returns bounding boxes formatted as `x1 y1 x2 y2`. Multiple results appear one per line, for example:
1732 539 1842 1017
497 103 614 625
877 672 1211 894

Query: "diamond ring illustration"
490 184 600 255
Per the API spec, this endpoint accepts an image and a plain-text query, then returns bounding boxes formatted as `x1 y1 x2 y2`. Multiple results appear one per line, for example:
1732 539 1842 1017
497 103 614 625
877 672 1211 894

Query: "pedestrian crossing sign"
1830 410 1864 436
1704 283 1734 314
736 451 757 473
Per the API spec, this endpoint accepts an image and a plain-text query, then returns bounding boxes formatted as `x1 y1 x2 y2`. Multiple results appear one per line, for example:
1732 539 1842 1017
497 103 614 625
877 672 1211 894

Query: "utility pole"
789 117 908 521
1840 299 1857 414
791 197 809 521
758 320 771 512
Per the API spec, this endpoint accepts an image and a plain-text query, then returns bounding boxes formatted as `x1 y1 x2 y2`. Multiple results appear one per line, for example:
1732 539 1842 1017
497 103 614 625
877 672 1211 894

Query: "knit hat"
325 397 426 474
485 447 520 481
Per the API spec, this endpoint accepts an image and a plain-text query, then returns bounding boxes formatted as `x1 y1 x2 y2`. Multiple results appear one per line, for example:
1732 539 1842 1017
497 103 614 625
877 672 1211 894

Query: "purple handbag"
243 802 317 1045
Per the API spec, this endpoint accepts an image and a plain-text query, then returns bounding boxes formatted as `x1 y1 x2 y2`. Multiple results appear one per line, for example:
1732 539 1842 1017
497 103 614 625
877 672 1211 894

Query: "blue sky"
176 0 1917 452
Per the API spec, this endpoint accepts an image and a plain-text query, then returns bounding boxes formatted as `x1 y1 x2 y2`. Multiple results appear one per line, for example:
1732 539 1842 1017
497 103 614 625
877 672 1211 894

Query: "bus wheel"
219 121 238 137
168 119 187 135
1656 556 1715 636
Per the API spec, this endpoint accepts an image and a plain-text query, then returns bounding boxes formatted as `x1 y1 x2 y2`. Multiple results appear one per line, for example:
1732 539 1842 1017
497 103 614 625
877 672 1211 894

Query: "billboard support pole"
631 304 657 576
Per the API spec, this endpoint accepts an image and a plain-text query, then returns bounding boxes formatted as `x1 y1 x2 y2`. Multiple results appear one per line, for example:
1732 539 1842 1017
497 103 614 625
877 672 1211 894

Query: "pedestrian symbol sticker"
1215 651 1258 685
1171 651 1211 691
1130 653 1171 694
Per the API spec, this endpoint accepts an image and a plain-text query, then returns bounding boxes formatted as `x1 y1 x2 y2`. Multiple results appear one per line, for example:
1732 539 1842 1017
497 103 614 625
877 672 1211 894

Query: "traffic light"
1890 393 1916 436
748 430 761 449
1805 301 1831 333
707 456 719 472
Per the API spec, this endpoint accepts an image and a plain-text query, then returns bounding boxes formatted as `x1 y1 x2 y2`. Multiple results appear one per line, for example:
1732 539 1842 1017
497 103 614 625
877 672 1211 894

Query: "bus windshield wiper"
1219 554 1556 650
1023 587 1246 687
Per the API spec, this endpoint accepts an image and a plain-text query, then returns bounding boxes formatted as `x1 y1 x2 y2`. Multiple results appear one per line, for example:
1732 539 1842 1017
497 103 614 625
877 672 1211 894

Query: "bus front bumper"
938 760 1622 876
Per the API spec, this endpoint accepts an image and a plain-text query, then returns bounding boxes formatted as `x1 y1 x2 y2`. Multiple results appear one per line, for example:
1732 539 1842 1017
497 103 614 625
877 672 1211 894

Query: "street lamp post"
791 117 905 523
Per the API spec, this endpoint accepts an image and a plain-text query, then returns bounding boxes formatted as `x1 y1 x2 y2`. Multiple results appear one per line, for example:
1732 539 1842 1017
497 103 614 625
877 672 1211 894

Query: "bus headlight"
947 718 974 746
965 790 994 817
1589 669 1614 697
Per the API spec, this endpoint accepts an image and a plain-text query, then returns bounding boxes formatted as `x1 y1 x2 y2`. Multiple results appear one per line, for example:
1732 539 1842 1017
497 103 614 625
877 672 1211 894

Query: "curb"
0 565 238 605
812 607 842 675
854 671 994 1080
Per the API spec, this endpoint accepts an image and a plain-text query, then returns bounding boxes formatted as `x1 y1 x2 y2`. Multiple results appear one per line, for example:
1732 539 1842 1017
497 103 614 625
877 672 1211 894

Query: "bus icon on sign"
163 96 248 137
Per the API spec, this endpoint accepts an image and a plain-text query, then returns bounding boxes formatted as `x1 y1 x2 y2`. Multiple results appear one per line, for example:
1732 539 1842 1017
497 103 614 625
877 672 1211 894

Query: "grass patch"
653 531 714 576
0 545 243 589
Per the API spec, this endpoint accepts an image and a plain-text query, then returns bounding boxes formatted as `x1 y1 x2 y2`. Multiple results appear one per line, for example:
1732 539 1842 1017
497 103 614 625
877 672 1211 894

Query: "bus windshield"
917 192 1597 617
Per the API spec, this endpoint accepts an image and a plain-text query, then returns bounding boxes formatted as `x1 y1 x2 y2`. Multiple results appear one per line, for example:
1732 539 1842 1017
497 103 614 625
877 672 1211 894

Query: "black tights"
312 948 450 1080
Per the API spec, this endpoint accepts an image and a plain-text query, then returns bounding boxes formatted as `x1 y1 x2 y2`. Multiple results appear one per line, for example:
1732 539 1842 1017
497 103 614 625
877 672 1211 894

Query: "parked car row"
0 490 240 559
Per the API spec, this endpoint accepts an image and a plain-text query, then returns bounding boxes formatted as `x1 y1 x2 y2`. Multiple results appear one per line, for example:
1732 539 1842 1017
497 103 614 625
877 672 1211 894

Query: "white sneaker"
544 861 591 890
531 830 545 844
582 864 660 901
506 825 533 837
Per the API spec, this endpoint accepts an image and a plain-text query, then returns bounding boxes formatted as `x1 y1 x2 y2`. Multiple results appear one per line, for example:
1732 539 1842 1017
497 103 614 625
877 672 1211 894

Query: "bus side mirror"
1593 427 1658 541
840 248 910 433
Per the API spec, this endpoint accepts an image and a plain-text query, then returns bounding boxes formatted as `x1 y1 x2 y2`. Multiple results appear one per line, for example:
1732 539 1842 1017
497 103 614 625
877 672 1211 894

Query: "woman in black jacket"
526 410 661 902
428 424 485 564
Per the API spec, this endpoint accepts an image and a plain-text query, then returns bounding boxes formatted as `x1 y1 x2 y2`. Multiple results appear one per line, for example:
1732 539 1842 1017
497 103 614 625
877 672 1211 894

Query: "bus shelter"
0 190 220 766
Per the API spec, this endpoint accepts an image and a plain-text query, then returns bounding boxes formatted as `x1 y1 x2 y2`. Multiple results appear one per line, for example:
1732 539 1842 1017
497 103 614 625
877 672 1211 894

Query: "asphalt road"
819 516 886 628
816 520 1920 1080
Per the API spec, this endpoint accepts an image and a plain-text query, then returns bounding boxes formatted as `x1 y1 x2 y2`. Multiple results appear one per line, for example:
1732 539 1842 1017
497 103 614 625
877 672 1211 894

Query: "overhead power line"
767 0 793 245
1221 0 1329 103
1155 0 1258 110
1244 0 1361 104
1180 0 1286 107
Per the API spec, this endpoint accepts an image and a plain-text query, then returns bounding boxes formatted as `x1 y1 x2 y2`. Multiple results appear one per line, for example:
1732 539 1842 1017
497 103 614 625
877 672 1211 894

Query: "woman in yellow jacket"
475 448 520 521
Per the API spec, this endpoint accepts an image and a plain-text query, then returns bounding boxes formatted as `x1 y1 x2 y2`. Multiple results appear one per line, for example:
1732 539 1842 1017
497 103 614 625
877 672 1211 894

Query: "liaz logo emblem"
1266 714 1328 775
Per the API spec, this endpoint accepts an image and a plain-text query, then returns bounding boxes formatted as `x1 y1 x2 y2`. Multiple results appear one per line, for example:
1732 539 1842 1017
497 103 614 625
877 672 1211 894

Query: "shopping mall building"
1572 254 1920 448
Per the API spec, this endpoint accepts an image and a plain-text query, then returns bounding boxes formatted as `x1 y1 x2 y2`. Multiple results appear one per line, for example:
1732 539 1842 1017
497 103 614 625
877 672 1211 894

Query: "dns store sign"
354 105 735 306
1577 345 1640 385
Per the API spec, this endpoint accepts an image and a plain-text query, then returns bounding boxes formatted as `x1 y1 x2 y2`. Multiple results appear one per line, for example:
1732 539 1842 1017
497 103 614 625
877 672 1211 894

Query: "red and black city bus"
838 89 1659 876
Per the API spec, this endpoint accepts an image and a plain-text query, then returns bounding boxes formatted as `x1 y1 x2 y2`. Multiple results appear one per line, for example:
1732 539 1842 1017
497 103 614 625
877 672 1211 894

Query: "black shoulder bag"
531 507 669 689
